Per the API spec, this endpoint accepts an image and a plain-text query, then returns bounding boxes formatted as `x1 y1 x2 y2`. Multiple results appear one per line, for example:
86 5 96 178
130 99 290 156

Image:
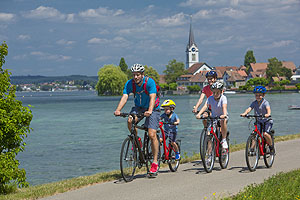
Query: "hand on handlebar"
144 110 152 117
114 110 121 116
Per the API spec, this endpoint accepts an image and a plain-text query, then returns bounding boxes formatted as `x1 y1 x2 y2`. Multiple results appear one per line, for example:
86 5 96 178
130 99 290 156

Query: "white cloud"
30 51 71 61
193 10 213 19
179 0 227 7
56 39 75 45
95 56 111 62
156 13 187 27
220 8 246 18
79 7 124 18
0 13 15 21
13 54 27 60
18 34 31 40
88 37 109 44
23 6 74 23
269 40 294 48
202 36 233 45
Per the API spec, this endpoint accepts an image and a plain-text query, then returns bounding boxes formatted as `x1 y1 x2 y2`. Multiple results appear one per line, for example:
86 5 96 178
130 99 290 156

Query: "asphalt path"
41 139 300 200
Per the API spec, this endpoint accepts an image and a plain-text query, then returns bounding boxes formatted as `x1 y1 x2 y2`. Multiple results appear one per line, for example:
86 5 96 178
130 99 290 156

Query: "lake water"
16 91 300 185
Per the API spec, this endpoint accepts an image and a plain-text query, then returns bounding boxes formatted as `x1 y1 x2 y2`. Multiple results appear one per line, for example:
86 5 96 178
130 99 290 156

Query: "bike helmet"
205 71 217 78
130 63 145 73
211 81 224 90
253 86 266 93
161 99 176 109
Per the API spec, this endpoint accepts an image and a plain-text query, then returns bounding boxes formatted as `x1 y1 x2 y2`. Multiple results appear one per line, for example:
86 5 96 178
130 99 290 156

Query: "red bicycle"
158 121 181 172
242 115 275 172
199 116 230 173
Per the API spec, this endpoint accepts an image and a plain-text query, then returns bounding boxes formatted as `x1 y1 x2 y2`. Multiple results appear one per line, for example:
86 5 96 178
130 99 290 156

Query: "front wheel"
201 134 215 173
245 135 259 172
200 128 207 160
219 135 230 169
145 134 161 173
264 135 275 168
120 137 137 182
168 140 181 172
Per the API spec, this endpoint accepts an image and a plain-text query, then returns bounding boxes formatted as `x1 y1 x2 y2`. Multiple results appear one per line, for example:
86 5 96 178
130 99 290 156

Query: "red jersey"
202 85 213 98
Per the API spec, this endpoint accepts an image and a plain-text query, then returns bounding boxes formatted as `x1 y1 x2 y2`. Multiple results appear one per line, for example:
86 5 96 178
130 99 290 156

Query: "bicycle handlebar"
241 114 271 119
117 113 145 118
161 121 175 125
198 116 227 120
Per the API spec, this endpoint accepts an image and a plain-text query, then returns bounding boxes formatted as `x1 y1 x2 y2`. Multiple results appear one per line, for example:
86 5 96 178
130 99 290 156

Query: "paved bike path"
41 139 300 200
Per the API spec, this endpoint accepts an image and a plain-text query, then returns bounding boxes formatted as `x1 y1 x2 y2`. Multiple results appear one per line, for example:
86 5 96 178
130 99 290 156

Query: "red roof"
187 63 205 74
214 66 238 76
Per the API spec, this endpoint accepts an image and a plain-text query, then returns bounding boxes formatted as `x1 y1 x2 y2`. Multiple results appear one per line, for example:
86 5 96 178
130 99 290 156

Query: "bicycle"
158 121 181 172
242 114 275 172
199 116 230 173
118 113 161 182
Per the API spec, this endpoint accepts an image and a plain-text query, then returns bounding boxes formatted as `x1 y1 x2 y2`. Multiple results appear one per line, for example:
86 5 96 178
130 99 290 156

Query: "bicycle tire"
201 134 215 173
120 137 137 182
219 134 230 169
245 135 259 172
263 135 275 168
168 140 181 172
199 128 207 160
145 134 161 173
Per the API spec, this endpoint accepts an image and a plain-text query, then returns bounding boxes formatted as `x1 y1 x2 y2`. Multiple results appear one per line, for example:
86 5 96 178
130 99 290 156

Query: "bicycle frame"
251 118 267 156
158 121 177 161
207 118 222 157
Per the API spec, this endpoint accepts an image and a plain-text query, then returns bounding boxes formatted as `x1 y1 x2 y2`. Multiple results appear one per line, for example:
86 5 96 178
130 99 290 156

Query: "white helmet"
130 63 145 73
211 81 224 90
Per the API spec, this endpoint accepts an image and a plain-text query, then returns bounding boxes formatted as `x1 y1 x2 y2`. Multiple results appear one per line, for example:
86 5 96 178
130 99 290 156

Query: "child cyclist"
240 86 274 153
160 99 181 160
196 81 229 149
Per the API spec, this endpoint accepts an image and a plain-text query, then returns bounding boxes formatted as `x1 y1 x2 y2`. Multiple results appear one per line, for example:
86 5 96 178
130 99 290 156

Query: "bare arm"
220 103 227 118
240 107 252 116
174 118 180 125
114 94 129 116
265 106 271 118
196 102 208 119
193 93 205 112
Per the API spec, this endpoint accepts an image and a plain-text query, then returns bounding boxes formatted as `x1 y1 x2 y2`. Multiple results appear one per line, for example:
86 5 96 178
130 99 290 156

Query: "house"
291 66 300 83
282 61 297 74
159 75 167 84
223 70 246 89
214 66 238 77
187 63 213 75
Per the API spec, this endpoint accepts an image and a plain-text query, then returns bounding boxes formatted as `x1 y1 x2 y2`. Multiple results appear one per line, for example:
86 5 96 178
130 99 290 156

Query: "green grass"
222 169 300 200
1 133 300 200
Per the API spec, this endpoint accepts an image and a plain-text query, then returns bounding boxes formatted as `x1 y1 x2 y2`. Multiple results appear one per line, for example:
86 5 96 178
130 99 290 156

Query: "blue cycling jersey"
123 77 159 109
160 112 179 133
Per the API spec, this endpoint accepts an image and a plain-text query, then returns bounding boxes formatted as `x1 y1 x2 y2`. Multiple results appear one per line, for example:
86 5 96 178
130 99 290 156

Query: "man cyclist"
114 63 160 175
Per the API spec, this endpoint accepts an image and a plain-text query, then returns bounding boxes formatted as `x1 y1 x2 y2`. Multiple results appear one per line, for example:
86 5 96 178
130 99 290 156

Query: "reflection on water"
16 91 300 185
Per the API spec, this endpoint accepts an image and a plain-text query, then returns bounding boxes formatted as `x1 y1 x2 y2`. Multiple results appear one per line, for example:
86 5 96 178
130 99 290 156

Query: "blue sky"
0 0 299 76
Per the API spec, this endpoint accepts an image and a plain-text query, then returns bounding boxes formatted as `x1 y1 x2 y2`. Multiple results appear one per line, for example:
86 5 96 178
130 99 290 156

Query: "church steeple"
187 17 197 51
186 16 199 69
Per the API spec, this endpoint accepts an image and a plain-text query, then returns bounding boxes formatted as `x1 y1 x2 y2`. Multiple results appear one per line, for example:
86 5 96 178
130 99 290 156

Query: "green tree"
96 65 127 95
119 57 128 73
163 59 186 84
244 50 256 73
169 82 177 90
159 83 169 91
266 57 292 81
246 77 269 87
144 65 160 84
0 42 33 193
187 85 201 92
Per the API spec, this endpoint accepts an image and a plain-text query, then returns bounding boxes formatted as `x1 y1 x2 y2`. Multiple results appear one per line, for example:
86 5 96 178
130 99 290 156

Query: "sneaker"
175 152 180 161
149 162 158 175
221 139 228 149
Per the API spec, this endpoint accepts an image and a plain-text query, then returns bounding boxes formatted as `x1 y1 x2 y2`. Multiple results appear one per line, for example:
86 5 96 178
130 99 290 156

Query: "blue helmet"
205 71 217 78
253 86 266 93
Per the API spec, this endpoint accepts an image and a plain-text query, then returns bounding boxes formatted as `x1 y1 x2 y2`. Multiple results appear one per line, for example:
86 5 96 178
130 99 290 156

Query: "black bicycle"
118 113 161 182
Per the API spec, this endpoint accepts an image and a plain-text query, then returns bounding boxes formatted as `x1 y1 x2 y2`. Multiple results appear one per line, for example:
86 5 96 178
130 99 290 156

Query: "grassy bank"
222 169 300 200
1 133 300 200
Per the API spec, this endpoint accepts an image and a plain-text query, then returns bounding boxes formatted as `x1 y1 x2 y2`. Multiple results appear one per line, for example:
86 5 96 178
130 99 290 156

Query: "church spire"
187 16 197 50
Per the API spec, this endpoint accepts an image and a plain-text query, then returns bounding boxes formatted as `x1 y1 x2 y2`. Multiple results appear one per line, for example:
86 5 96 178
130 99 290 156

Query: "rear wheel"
168 140 181 172
245 135 259 172
201 134 215 173
264 135 275 168
120 137 137 182
200 128 207 160
219 135 230 169
145 134 161 173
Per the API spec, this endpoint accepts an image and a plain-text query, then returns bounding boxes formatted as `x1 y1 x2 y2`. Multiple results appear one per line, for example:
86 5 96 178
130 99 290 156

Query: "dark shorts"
130 107 160 130
160 131 177 143
257 120 273 134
